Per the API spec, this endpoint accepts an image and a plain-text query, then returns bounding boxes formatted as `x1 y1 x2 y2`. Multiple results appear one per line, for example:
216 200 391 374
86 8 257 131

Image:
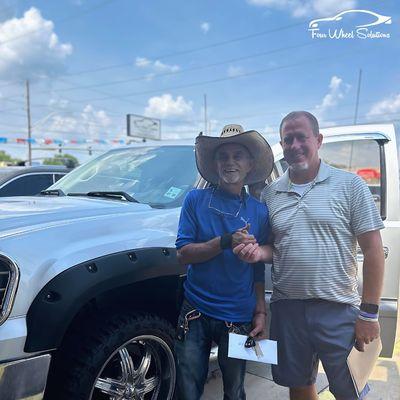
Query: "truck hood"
0 196 151 238
0 196 182 317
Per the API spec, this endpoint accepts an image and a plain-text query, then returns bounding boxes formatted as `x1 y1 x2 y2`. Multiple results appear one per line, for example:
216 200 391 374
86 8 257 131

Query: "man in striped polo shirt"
234 111 385 400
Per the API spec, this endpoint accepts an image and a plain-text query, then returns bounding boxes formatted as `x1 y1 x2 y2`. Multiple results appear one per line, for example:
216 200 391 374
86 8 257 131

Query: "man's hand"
354 318 380 352
233 242 262 263
249 312 267 339
232 223 256 248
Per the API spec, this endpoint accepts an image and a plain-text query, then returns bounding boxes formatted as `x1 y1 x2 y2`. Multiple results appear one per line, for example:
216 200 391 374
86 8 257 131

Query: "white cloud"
313 75 350 123
0 7 73 81
135 57 180 73
200 22 210 34
145 73 155 81
262 125 279 145
135 57 151 68
312 0 357 17
162 118 219 140
81 104 112 137
367 94 400 121
263 124 275 135
43 105 112 139
49 97 69 109
162 124 202 140
144 94 193 119
247 0 357 18
48 114 78 133
227 65 244 77
153 60 180 73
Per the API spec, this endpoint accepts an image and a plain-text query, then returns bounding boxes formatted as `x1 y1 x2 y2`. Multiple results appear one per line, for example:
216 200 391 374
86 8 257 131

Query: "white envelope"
347 337 382 395
228 333 278 365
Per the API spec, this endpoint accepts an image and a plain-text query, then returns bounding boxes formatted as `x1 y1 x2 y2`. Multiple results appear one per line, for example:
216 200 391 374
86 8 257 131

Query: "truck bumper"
0 354 50 400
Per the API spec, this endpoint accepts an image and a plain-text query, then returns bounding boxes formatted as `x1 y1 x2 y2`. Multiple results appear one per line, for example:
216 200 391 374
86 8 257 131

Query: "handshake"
229 223 271 264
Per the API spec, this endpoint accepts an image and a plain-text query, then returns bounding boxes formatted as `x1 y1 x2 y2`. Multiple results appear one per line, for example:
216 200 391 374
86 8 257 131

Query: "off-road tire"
44 313 176 400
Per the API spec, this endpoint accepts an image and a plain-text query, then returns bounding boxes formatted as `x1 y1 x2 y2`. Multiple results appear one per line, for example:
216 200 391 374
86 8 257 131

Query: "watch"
360 303 379 314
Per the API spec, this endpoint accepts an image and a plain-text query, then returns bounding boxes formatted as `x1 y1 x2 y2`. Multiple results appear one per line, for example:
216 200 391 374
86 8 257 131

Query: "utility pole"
204 94 208 135
354 69 362 124
25 80 32 166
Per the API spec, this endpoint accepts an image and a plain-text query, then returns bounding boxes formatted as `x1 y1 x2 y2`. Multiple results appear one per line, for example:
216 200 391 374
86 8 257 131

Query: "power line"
0 79 24 89
204 98 387 124
62 21 307 77
2 110 399 137
1 85 390 132
31 42 317 96
0 116 124 132
1 30 315 103
56 77 147 108
69 49 367 103
0 110 26 118
1 96 387 135
0 96 25 105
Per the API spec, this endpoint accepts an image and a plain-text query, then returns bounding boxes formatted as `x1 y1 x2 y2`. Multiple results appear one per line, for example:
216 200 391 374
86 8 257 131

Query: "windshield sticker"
164 187 182 199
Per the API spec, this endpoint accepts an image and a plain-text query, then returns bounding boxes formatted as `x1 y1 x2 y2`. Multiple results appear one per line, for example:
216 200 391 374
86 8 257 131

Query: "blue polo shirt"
176 187 269 322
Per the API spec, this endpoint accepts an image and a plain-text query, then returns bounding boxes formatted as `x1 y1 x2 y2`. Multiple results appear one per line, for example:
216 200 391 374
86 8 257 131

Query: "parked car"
0 124 398 400
0 165 70 197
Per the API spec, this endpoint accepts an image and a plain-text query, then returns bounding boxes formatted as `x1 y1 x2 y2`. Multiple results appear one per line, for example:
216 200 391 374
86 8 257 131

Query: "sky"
0 0 399 163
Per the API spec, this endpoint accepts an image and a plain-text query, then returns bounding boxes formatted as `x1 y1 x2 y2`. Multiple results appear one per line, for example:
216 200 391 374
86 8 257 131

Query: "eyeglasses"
208 187 242 218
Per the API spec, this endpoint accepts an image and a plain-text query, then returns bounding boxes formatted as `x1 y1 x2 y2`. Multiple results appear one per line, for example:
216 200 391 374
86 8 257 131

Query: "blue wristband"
359 310 379 319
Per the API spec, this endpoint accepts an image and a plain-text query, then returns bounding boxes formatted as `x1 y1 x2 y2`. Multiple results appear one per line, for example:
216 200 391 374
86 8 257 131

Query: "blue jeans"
175 300 251 400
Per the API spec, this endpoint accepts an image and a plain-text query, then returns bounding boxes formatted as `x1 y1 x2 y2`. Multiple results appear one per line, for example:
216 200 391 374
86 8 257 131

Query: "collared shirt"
176 187 269 322
261 161 384 306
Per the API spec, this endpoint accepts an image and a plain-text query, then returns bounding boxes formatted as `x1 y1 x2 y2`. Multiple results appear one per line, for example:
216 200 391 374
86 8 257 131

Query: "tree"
43 154 79 168
0 150 22 165
0 150 14 162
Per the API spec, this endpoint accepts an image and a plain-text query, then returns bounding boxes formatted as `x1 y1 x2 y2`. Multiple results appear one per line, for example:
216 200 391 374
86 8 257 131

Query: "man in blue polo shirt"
175 125 273 400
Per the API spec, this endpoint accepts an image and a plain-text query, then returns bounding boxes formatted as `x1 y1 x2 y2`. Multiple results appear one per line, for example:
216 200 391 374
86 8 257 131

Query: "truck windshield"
49 145 197 208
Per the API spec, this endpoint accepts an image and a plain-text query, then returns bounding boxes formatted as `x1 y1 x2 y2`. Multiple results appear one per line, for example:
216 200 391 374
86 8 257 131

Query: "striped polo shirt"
261 161 384 306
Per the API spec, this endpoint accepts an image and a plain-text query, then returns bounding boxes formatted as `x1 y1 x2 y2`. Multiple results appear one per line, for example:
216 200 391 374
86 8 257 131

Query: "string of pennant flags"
0 137 128 145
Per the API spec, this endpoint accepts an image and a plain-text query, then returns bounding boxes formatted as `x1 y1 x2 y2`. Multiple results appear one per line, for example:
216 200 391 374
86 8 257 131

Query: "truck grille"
0 268 10 308
0 255 19 324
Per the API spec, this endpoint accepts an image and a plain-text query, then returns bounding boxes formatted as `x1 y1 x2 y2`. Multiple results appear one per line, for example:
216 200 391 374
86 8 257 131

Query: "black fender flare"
25 247 186 352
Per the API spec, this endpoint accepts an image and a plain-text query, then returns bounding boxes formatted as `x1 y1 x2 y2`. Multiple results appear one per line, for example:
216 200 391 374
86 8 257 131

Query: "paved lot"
203 339 400 399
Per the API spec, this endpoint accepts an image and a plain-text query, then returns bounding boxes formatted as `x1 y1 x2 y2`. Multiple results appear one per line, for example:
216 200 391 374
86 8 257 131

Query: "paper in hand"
347 337 382 395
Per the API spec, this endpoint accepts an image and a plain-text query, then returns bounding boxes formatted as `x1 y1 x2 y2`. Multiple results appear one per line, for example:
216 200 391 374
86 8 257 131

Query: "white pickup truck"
0 123 398 400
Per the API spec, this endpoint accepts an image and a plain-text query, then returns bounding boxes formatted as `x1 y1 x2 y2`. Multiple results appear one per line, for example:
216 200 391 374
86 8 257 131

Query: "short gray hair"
279 111 319 137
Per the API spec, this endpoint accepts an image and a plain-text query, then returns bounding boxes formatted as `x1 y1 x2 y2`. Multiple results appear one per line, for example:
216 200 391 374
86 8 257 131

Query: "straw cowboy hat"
195 124 274 185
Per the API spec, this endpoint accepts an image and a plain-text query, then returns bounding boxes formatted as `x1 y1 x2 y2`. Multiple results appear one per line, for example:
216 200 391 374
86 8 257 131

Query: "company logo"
308 9 392 40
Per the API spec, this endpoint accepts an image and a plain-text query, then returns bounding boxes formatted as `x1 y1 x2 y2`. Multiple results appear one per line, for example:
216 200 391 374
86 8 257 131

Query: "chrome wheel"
90 335 175 400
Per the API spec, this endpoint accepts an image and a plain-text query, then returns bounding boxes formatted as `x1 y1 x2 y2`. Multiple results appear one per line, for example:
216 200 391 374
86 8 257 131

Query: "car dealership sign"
127 114 161 140
308 10 392 40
